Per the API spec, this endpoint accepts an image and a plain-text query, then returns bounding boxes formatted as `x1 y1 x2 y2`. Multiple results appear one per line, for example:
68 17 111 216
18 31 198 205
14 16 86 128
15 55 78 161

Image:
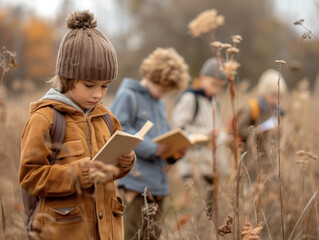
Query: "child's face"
264 93 278 107
200 75 225 98
144 79 170 99
65 80 111 111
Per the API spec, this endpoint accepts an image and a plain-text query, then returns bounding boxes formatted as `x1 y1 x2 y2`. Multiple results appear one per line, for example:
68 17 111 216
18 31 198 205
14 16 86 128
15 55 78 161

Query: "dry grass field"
1 77 319 239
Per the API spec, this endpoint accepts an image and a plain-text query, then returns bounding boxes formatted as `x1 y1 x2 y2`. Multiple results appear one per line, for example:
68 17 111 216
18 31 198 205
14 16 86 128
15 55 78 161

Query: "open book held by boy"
153 128 209 159
93 120 154 164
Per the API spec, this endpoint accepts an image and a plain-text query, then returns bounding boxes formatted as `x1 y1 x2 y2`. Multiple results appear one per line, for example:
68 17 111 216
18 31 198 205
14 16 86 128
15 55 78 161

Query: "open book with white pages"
257 116 277 133
153 128 209 159
92 120 154 165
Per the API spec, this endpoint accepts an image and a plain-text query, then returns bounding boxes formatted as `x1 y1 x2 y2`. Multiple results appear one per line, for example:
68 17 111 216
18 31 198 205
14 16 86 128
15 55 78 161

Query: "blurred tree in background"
22 17 55 81
113 0 318 90
0 0 318 93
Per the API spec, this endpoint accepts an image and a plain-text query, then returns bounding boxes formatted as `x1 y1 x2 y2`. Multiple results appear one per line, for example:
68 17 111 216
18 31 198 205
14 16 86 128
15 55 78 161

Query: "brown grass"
1 79 319 239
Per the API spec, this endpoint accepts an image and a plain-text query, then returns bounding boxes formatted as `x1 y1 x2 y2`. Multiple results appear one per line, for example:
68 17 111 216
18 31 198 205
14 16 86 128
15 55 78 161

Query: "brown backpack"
21 106 113 231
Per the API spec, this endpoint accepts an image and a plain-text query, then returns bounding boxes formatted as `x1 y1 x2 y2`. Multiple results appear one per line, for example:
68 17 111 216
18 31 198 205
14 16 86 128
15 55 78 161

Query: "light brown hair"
48 75 78 93
140 48 190 90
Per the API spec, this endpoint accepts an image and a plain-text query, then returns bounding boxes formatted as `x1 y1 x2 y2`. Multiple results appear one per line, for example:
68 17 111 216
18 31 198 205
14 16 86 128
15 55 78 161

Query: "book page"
257 116 277 133
188 133 209 145
136 120 154 138
153 128 192 159
92 121 153 165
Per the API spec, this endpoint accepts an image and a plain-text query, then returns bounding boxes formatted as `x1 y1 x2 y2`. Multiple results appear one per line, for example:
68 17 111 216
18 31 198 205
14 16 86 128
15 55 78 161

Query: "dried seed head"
296 150 318 160
221 43 232 49
218 216 233 236
241 221 263 240
302 31 312 39
204 203 214 220
141 202 158 216
232 35 243 44
188 9 225 37
0 47 19 74
227 47 240 54
275 60 286 65
211 41 221 48
222 60 240 78
294 19 304 25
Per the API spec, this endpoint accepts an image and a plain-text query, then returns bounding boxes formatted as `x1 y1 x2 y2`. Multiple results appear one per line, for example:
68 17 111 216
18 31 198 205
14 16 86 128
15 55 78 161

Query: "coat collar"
186 88 213 101
31 88 108 117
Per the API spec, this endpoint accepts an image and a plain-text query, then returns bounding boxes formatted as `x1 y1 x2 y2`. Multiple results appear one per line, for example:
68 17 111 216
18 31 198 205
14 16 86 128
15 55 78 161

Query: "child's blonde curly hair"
140 48 190 90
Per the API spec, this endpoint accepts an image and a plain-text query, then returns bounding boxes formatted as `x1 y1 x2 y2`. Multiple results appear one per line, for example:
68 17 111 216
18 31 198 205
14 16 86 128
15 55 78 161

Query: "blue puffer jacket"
110 78 170 196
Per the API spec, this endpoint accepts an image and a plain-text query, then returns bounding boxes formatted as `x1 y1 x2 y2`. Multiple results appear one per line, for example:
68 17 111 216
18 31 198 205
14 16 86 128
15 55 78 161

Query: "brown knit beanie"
56 10 118 81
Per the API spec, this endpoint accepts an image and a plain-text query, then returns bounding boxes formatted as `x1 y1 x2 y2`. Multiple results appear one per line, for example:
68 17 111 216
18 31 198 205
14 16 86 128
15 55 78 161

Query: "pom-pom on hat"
56 10 118 81
199 57 226 80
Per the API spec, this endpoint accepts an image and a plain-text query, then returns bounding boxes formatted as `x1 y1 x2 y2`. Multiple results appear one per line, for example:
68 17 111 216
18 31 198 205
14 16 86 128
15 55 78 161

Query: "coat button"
98 212 103 219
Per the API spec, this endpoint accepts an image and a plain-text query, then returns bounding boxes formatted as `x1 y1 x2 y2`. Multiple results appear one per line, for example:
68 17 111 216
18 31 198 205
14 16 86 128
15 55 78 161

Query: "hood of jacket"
30 88 107 116
118 78 150 95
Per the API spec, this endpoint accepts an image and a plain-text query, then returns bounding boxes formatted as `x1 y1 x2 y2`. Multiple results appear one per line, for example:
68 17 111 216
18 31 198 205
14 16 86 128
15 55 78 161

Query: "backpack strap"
178 89 200 122
249 99 260 122
192 93 199 122
24 106 66 231
102 113 114 136
49 106 66 164
125 89 138 124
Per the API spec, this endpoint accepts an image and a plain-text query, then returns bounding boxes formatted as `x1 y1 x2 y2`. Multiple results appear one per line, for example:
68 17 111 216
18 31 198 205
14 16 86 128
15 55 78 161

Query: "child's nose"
93 89 103 98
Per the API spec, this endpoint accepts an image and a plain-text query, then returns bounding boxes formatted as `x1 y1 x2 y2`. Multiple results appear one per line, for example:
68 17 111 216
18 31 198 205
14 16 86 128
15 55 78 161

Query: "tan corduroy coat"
19 99 135 240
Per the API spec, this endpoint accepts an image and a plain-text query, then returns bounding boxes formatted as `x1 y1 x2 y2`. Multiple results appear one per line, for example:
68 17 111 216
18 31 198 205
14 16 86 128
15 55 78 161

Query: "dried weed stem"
275 60 285 240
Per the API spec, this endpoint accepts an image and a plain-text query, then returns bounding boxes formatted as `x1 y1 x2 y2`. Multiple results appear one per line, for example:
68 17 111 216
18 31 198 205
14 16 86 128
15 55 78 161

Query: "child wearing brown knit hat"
19 10 135 240
110 47 190 240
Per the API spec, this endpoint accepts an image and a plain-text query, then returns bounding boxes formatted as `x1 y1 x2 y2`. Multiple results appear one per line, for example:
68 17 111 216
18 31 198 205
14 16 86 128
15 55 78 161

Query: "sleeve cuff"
73 157 93 189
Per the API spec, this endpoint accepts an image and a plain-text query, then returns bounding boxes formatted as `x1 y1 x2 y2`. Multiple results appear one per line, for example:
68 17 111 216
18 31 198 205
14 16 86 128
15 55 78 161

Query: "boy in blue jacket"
110 48 189 240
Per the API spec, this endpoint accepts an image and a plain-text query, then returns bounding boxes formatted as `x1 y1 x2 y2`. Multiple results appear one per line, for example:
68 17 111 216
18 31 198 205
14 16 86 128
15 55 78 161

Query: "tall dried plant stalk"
188 9 225 239
0 195 4 240
0 47 19 175
275 59 286 240
212 100 220 240
282 20 313 76
294 19 318 39
220 35 241 240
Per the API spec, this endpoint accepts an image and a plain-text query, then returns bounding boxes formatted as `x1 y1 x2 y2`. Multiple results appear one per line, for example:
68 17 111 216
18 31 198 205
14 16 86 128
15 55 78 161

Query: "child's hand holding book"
117 151 135 168
153 128 209 159
88 151 135 184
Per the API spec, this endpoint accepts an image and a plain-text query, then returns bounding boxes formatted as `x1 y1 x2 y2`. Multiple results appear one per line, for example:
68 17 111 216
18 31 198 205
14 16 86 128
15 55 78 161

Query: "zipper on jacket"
84 115 93 158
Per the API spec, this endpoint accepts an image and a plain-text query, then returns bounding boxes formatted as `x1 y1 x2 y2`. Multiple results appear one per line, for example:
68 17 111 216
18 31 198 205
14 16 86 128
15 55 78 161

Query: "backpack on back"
249 99 260 122
21 106 113 231
227 99 260 134
175 89 200 125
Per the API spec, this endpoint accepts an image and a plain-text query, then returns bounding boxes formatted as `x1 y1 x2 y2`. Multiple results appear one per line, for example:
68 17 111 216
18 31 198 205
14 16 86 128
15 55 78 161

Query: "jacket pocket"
44 203 89 239
111 196 125 239
56 139 84 159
